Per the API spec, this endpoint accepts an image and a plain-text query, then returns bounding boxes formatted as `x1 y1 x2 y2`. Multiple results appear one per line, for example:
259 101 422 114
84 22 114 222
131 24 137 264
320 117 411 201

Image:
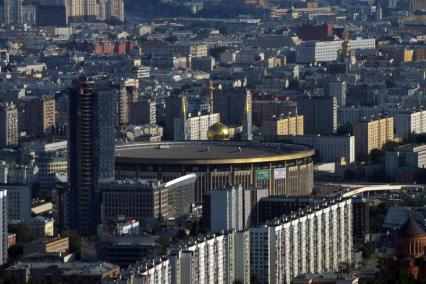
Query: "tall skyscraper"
0 103 18 149
68 76 116 235
0 189 7 265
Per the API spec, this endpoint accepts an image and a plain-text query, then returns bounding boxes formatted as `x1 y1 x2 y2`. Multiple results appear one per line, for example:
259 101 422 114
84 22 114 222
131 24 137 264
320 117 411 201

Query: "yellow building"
262 114 304 137
353 116 394 161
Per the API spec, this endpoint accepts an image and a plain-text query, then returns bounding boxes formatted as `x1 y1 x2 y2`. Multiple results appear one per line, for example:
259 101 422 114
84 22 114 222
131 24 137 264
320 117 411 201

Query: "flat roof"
115 141 314 165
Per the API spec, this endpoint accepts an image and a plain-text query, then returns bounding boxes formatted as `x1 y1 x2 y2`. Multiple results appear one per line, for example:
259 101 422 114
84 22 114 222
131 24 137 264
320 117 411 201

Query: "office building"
385 144 426 178
297 96 337 135
101 174 196 224
68 76 116 235
250 197 353 284
296 38 376 63
0 185 31 223
328 81 347 107
353 116 394 160
279 135 355 164
0 189 6 265
213 87 252 126
130 98 156 126
101 179 168 225
0 103 18 149
20 96 56 138
262 114 304 138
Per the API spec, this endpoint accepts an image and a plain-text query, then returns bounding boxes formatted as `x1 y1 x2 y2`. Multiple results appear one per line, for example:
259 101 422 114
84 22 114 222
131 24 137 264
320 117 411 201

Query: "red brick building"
386 216 426 281
297 23 334 41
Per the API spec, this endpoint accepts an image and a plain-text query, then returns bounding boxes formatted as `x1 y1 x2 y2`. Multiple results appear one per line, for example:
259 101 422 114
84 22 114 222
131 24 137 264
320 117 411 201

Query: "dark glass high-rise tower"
68 76 116 235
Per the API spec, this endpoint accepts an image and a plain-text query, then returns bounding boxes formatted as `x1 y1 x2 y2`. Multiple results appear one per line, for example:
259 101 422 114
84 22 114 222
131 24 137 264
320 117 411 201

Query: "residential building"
65 0 124 22
0 185 31 223
279 135 355 164
0 103 18 149
174 111 220 141
339 107 426 139
68 76 116 235
353 116 394 160
250 198 353 284
262 114 304 137
0 189 6 265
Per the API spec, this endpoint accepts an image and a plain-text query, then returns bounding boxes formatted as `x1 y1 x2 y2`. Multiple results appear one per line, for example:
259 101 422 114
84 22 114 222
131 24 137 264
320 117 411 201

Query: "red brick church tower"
386 216 426 281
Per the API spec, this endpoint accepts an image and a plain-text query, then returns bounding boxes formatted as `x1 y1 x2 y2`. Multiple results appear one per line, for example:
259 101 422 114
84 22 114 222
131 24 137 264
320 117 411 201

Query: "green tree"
370 148 385 164
362 241 376 259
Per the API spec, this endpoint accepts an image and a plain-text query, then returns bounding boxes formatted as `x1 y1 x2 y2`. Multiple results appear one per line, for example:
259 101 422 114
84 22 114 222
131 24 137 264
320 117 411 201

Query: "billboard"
274 167 286 180
256 169 270 181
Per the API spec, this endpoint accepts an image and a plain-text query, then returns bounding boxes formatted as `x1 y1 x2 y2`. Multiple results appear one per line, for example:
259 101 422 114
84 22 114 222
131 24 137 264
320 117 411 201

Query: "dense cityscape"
0 0 424 283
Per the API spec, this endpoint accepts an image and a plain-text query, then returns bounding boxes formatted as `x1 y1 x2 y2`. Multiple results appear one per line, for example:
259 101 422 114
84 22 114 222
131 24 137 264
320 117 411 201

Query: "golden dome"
207 122 230 140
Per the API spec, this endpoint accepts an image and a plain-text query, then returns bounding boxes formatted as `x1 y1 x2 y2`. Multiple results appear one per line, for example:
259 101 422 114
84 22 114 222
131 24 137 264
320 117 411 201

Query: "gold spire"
181 96 187 114
245 96 250 114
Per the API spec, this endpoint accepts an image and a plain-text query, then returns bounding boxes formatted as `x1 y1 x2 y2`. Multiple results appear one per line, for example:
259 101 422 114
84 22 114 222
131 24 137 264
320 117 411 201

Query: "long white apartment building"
339 106 426 139
250 197 353 284
296 38 376 63
128 230 250 284
280 135 355 164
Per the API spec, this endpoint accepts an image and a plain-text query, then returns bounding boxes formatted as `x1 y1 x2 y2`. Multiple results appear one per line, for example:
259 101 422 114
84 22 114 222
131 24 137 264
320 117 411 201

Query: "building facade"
262 114 304 137
353 116 394 160
0 103 18 149
115 141 315 203
279 135 355 164
0 189 6 265
68 76 116 235
297 96 337 135
250 198 353 284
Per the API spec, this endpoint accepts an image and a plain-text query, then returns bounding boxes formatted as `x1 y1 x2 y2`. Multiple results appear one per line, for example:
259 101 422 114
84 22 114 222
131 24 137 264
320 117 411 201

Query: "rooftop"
115 141 313 164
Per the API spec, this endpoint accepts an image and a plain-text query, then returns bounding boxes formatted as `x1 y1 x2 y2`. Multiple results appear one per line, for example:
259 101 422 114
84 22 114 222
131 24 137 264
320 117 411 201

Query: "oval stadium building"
115 141 315 203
